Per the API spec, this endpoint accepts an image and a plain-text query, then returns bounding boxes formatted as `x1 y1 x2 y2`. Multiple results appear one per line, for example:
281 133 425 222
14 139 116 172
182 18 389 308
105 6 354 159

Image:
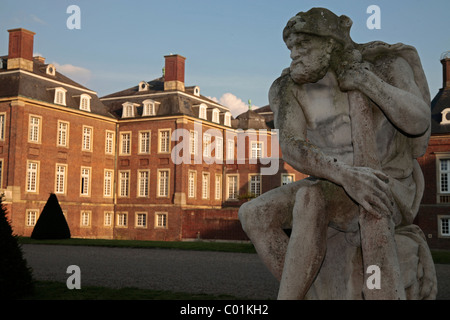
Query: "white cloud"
29 14 47 26
208 93 259 117
52 62 92 86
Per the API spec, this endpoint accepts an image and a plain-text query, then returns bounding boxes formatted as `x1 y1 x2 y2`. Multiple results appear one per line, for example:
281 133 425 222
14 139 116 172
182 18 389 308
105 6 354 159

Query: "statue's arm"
339 56 430 136
270 74 394 215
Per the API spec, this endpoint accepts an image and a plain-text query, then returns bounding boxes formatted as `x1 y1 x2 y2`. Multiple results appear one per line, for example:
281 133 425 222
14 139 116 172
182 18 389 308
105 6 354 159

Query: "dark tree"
0 198 34 299
31 193 71 240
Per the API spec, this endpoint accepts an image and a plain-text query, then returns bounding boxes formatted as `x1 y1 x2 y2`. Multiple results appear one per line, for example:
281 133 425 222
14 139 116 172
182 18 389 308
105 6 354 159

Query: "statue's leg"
239 180 304 281
278 180 360 300
277 182 328 300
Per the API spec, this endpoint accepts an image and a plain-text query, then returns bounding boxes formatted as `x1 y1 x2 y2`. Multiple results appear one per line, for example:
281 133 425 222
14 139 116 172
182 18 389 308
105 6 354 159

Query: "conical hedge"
0 198 34 299
31 193 71 240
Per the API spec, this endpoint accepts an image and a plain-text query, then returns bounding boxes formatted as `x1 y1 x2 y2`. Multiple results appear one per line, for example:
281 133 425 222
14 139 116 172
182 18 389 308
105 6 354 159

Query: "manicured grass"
22 281 241 300
18 237 257 254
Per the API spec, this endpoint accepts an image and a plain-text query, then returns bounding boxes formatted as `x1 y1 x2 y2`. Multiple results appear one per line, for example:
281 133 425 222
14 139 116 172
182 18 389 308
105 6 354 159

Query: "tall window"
212 109 220 123
159 130 170 153
54 88 67 106
227 139 234 161
105 131 115 154
188 171 196 198
440 217 450 236
57 121 69 147
202 172 210 199
215 174 222 200
29 115 41 143
199 104 207 120
224 112 231 127
249 174 262 197
203 134 211 158
104 212 113 227
0 160 3 188
251 142 263 159
215 137 223 160
143 100 156 116
119 171 130 197
55 164 66 194
190 131 198 155
26 210 38 226
104 170 113 197
155 213 167 228
227 175 238 200
158 170 169 197
139 131 151 154
120 132 131 155
81 211 91 227
138 170 149 197
440 159 450 193
80 167 91 196
26 161 39 193
117 213 127 227
80 94 91 112
82 126 92 151
0 114 5 140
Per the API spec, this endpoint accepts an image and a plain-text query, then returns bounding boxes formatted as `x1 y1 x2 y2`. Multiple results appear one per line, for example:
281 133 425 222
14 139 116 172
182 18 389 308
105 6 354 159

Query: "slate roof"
431 88 450 135
0 58 115 119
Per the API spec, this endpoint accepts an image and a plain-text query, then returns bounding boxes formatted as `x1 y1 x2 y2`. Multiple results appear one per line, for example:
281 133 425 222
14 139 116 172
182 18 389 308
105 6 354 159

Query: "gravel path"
22 244 449 300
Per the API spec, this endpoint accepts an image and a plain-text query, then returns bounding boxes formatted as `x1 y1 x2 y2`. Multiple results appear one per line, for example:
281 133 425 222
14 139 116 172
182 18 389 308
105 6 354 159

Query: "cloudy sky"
1 0 449 117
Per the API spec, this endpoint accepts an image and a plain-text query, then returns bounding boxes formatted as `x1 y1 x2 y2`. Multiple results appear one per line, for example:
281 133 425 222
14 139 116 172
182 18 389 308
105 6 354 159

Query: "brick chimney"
7 28 36 72
442 57 450 89
164 54 186 91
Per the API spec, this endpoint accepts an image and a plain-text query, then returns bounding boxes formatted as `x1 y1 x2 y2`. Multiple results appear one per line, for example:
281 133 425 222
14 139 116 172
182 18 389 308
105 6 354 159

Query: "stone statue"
239 8 437 300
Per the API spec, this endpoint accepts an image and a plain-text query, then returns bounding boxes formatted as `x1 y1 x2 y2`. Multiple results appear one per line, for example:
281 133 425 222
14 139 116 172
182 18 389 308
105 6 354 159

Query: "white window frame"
55 164 67 195
79 94 91 112
0 113 6 141
142 99 157 116
215 136 223 160
105 130 115 154
158 129 171 153
120 132 131 155
103 169 113 198
215 174 222 200
189 130 198 155
227 139 235 161
82 126 93 151
188 170 196 198
138 169 150 198
212 108 220 123
227 174 239 200
104 211 113 227
199 104 207 120
119 170 130 198
224 112 232 127
26 160 39 193
26 209 38 227
281 174 295 185
122 102 137 118
439 216 450 237
155 212 168 229
136 212 148 228
117 212 128 227
250 141 263 159
139 130 151 154
157 169 170 198
202 172 210 199
54 87 67 106
28 115 42 144
249 174 262 197
203 133 211 158
80 167 91 196
57 120 69 147
80 211 91 227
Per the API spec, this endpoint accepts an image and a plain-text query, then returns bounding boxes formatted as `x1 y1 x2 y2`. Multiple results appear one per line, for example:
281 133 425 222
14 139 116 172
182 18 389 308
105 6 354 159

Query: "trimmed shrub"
0 198 34 299
31 193 71 240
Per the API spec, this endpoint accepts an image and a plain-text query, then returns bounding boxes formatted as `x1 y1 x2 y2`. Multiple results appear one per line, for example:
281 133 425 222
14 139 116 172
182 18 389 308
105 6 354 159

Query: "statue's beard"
289 59 329 84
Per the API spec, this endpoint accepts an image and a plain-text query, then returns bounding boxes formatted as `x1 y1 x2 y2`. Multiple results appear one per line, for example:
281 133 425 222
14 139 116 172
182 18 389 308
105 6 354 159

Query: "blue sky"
1 0 449 116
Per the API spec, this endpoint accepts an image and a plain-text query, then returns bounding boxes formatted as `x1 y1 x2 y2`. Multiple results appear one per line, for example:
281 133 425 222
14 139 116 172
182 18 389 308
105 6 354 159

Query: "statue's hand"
341 166 395 218
337 61 372 92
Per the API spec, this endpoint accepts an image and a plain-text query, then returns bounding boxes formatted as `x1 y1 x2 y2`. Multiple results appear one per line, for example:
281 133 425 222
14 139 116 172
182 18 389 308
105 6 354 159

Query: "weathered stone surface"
239 7 437 300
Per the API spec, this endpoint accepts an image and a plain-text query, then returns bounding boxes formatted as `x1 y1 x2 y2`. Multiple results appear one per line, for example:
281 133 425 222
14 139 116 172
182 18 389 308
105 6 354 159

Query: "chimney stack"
442 57 450 89
7 28 36 72
164 54 186 91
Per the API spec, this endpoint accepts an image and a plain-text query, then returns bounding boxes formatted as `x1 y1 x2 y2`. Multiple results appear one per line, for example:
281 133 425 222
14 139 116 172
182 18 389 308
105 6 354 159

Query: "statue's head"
283 8 353 84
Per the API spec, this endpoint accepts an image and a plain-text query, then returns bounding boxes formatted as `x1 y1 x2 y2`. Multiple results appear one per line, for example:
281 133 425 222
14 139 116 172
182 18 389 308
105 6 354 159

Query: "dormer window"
442 108 450 125
142 99 157 116
122 102 138 118
46 64 56 76
139 81 149 92
79 94 91 112
194 86 200 96
224 112 232 127
212 108 220 123
54 87 67 106
199 104 207 120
